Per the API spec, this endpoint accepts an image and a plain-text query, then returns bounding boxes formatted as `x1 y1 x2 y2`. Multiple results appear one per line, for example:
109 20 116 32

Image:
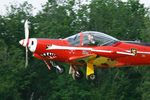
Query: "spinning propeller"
25 20 29 68
19 20 30 68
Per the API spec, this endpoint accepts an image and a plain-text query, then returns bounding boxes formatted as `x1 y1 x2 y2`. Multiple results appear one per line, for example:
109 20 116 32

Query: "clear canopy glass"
65 31 119 46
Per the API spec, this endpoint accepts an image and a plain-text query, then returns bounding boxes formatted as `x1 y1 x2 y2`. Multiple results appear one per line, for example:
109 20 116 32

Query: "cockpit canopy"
65 31 119 46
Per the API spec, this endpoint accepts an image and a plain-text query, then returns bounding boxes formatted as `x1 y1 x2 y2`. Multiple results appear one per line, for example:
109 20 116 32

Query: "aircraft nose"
19 38 37 52
19 39 24 45
19 39 28 47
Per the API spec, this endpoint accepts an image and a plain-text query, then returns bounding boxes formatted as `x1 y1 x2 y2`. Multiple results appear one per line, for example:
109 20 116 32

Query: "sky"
0 0 48 15
0 0 150 15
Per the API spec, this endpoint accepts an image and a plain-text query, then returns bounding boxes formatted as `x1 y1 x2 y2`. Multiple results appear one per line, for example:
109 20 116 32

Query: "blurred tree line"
0 0 150 99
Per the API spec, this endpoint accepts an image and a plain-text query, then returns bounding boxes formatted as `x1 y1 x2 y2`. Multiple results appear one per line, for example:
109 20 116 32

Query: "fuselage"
32 38 150 67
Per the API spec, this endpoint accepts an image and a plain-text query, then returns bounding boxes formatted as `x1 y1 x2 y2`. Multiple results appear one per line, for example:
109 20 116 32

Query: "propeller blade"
25 20 29 40
24 20 29 68
25 46 28 68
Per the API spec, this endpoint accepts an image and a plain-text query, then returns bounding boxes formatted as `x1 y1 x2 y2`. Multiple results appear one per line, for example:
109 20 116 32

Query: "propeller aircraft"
19 20 150 80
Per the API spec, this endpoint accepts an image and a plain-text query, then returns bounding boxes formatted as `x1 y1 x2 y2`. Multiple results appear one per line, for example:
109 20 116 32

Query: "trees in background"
0 0 150 99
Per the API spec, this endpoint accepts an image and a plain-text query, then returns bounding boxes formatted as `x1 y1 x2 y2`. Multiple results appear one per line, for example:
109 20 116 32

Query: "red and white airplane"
19 20 150 80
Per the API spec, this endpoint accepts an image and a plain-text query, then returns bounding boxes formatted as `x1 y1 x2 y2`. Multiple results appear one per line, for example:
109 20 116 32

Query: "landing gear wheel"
87 74 96 81
55 66 65 74
72 70 84 80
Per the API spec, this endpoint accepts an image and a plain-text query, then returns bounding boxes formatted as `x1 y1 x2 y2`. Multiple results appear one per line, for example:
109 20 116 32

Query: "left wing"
69 54 95 61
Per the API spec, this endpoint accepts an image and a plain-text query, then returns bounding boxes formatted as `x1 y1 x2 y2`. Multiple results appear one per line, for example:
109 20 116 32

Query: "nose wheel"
55 65 64 74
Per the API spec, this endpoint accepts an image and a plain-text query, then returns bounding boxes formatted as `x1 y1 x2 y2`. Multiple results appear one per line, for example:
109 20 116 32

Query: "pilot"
88 34 96 45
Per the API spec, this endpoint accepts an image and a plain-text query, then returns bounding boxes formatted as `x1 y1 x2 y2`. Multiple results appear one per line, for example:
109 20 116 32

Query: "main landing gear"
73 70 84 80
44 60 64 74
86 74 96 81
86 60 96 81
69 62 96 81
69 65 84 80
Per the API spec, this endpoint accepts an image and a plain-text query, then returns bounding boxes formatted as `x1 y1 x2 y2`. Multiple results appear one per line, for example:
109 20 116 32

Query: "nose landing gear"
54 65 64 74
44 60 65 74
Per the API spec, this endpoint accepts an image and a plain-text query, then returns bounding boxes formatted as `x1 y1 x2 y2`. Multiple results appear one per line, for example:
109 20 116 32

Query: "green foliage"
0 0 150 100
89 0 147 40
141 67 150 100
